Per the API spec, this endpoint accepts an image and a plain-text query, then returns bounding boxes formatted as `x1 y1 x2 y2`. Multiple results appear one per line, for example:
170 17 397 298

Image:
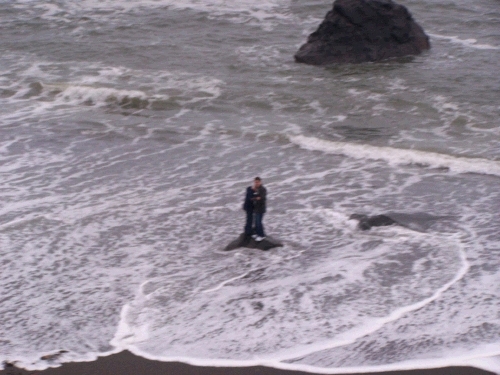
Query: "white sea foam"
0 60 224 124
15 0 294 30
1 127 499 373
275 347 500 374
108 206 500 375
2 1 500 373
272 233 470 359
107 202 470 359
121 344 500 375
289 134 500 177
429 33 500 50
331 115 347 122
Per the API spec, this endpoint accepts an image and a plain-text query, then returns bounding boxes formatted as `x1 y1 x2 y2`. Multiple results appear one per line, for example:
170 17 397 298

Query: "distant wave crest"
289 134 500 177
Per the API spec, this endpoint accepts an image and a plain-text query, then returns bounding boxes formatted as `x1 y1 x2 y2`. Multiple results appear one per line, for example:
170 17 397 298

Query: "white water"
1 0 499 373
289 135 500 177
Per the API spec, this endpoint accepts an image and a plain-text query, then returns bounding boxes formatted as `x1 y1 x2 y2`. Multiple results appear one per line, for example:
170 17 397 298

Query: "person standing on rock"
243 177 267 241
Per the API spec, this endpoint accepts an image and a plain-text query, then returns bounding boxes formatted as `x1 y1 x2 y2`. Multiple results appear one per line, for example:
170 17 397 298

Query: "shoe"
255 236 265 242
251 234 258 239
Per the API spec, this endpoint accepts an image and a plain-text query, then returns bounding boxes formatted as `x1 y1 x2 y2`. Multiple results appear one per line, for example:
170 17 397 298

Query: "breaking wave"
289 135 500 177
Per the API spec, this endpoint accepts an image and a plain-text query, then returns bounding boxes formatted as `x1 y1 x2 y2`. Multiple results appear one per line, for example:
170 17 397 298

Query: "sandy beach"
1 351 496 375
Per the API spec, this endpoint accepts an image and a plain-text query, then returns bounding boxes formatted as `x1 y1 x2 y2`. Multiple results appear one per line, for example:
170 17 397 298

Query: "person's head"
253 176 262 188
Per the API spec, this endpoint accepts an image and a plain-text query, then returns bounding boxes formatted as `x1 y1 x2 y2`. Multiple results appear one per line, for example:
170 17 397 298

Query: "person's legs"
244 210 253 235
254 213 265 237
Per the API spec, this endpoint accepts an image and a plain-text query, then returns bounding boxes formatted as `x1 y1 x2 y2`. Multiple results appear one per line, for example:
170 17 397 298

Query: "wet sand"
0 350 496 375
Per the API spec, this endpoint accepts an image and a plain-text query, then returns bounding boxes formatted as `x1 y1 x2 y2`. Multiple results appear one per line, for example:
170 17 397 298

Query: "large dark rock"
295 0 430 65
224 233 283 251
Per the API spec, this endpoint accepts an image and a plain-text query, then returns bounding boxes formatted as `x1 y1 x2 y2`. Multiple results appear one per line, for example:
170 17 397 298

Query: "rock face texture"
224 233 283 251
295 0 430 65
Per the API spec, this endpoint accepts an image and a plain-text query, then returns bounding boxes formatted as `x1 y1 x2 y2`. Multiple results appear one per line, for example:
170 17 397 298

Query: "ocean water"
0 0 499 373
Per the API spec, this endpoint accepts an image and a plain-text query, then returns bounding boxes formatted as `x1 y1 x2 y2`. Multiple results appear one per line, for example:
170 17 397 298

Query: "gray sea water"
0 0 499 373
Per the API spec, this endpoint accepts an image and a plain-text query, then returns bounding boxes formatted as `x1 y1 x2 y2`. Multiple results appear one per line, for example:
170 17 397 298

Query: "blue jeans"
254 212 265 237
244 210 253 235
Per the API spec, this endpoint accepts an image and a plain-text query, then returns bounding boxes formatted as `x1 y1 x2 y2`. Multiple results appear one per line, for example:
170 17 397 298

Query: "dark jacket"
243 187 254 212
253 186 267 214
242 186 267 213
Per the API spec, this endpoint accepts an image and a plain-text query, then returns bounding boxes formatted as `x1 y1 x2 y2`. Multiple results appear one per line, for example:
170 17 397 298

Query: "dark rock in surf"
23 82 43 98
41 350 68 361
349 213 396 230
294 0 430 65
349 212 453 231
224 233 283 251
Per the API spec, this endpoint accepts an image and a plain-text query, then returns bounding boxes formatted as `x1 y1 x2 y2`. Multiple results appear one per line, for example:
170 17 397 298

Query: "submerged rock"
224 233 283 251
41 350 68 361
349 212 452 231
349 213 396 230
295 0 430 65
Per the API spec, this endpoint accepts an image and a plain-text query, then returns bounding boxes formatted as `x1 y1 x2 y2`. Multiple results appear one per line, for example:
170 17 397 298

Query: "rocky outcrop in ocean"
224 233 283 251
295 0 430 65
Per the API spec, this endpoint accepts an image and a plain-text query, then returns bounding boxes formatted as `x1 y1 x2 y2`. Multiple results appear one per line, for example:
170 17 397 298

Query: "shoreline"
1 351 496 375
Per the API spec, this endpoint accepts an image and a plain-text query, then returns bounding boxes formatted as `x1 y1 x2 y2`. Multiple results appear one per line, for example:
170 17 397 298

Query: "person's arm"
243 187 253 209
257 187 266 202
